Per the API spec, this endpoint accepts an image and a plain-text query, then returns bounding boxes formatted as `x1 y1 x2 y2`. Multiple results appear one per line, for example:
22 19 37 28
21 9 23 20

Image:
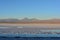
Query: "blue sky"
0 0 60 19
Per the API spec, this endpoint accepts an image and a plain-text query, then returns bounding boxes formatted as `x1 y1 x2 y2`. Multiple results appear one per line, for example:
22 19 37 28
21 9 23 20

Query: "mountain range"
0 18 60 23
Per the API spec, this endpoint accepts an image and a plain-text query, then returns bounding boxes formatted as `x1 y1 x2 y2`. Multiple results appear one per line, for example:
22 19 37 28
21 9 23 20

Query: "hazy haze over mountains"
0 18 60 23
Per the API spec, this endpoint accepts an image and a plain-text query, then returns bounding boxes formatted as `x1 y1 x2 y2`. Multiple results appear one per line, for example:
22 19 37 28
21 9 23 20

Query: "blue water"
0 37 60 40
0 34 60 40
0 34 60 37
0 25 60 40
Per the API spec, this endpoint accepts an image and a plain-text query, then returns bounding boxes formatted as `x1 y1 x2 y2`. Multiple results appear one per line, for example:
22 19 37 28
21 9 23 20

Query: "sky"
0 0 60 19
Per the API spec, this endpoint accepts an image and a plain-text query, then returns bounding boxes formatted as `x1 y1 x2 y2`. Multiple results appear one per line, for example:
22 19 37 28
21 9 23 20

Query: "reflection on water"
0 37 60 40
0 25 60 40
0 27 9 28
0 26 60 33
0 25 60 37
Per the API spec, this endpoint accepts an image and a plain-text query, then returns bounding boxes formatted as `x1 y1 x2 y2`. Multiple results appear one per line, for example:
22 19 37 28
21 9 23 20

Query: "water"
0 25 60 40
0 37 60 40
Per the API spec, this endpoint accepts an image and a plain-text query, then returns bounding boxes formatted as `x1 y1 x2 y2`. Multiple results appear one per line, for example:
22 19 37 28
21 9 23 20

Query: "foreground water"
0 24 60 40
0 37 60 40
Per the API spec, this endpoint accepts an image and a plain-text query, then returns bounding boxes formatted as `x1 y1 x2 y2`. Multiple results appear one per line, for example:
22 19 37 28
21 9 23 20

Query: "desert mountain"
0 18 60 23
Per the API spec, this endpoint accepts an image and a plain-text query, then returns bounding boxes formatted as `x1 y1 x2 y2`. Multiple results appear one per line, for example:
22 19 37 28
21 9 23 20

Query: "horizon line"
0 17 60 20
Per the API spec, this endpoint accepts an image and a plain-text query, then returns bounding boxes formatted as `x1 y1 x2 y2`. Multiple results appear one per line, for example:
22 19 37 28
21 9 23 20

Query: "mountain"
0 18 60 23
20 18 39 22
0 19 20 22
